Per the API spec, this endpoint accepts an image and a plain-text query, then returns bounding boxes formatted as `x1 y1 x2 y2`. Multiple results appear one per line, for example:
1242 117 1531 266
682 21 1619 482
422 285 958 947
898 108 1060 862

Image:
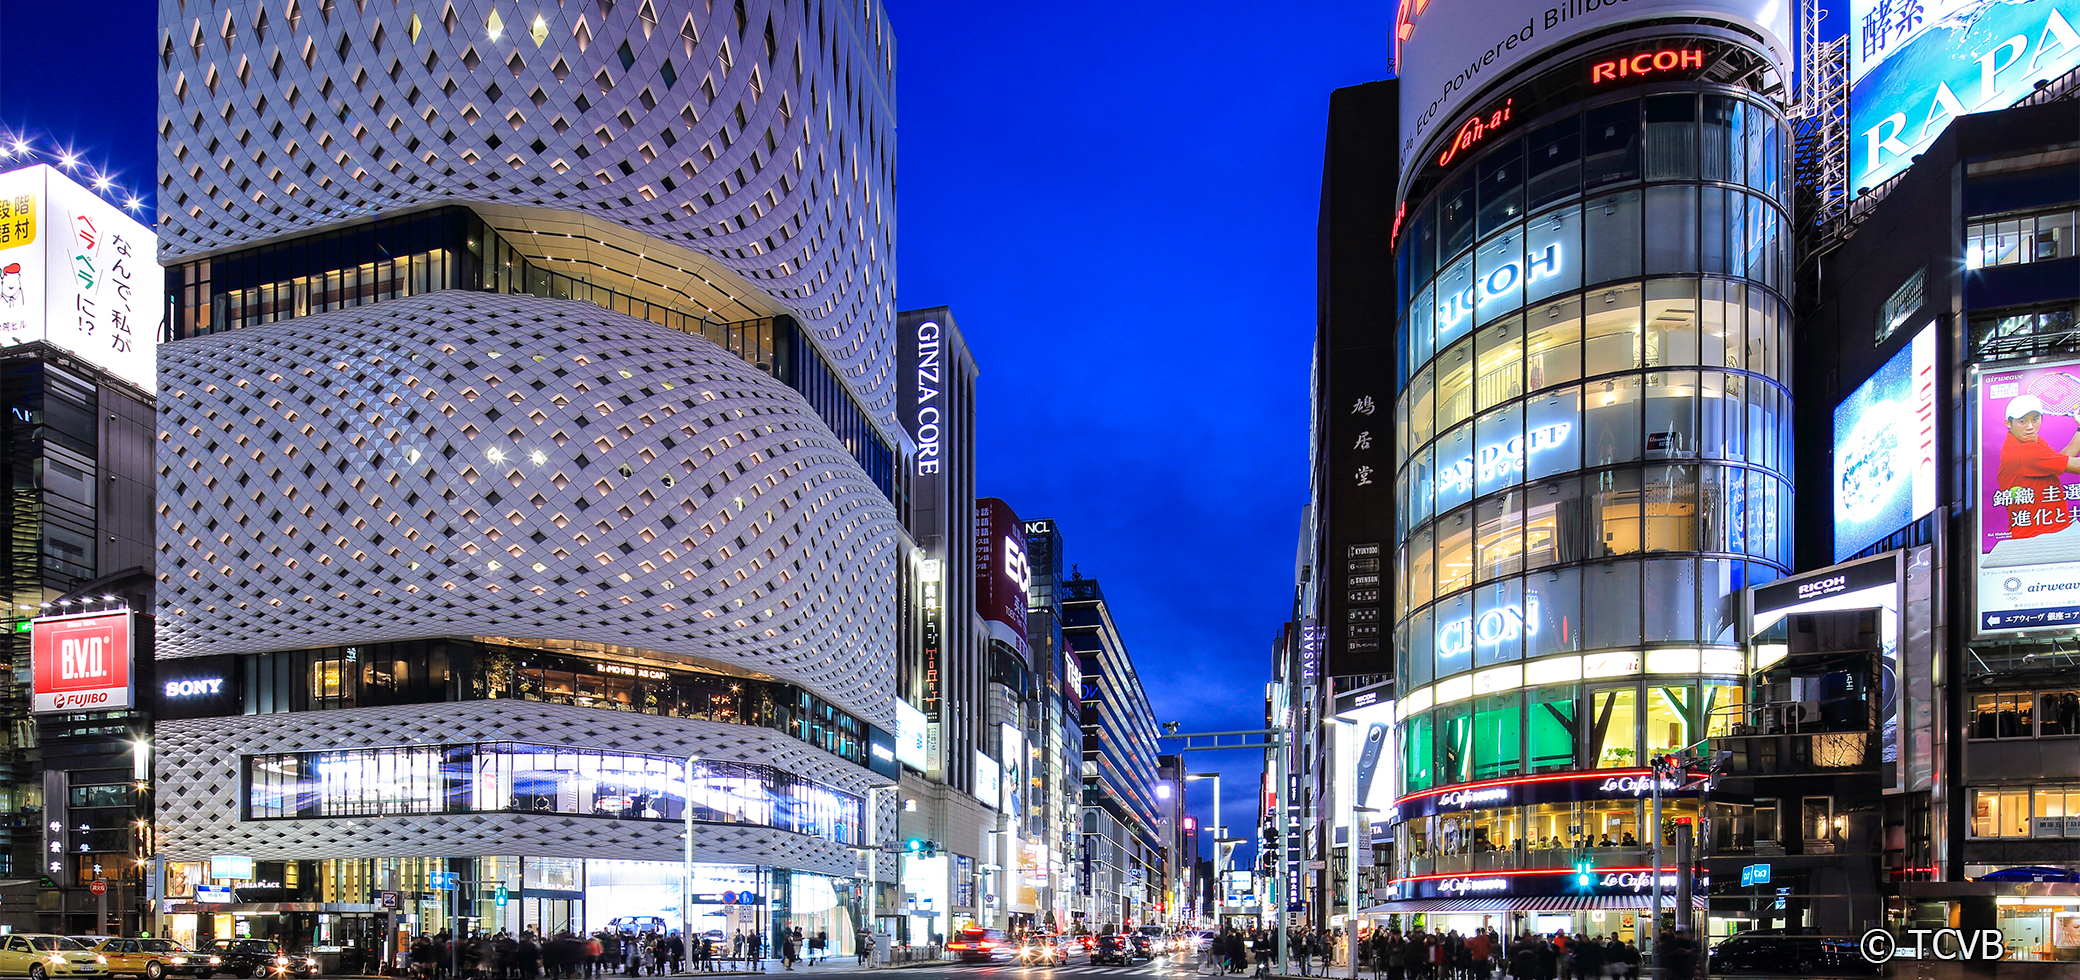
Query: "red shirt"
1997 433 2075 539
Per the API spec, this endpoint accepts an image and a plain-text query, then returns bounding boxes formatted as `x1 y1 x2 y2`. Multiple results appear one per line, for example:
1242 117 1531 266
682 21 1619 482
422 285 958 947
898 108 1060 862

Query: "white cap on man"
2008 394 2048 420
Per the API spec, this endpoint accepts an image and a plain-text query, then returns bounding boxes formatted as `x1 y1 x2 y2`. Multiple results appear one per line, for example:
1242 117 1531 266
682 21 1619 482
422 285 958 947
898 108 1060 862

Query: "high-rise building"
0 163 162 934
1347 0 1797 942
1020 518 1083 931
149 0 910 957
1064 574 1163 929
1764 96 2080 945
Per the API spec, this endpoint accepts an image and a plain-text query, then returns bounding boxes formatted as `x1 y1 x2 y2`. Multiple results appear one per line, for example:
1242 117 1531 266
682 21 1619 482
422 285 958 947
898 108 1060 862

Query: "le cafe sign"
1413 870 1690 900
1390 772 1696 825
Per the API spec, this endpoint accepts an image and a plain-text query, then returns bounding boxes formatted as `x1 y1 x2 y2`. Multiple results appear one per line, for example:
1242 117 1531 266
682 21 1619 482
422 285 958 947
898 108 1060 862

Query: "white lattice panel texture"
155 290 901 724
157 0 898 414
156 700 875 873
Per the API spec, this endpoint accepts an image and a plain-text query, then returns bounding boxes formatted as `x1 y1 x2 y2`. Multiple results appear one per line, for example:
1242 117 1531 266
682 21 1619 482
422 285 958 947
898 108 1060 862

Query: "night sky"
0 0 1399 860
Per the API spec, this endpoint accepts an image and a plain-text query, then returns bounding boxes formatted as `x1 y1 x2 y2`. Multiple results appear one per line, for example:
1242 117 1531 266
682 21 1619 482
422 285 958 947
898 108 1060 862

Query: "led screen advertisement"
30 610 135 713
1975 356 2080 634
1849 0 2080 194
1332 684 1398 819
893 699 929 771
0 165 160 393
1833 324 1937 561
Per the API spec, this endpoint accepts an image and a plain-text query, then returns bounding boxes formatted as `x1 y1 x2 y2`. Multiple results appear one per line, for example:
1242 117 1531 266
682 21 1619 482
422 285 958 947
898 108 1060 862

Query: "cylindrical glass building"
1382 14 1794 941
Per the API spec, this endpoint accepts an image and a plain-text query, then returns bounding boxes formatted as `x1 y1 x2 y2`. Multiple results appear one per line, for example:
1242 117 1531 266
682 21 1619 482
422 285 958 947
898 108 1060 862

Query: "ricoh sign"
30 610 135 713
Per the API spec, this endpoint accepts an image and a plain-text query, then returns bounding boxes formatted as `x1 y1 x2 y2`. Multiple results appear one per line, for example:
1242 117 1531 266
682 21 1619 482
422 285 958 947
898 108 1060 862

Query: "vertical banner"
1973 357 2080 634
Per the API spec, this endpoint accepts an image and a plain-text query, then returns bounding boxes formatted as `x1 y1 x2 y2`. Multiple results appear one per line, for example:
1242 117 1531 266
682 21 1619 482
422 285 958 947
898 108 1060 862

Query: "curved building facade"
1380 0 1794 942
151 293 901 949
150 0 905 955
157 0 897 413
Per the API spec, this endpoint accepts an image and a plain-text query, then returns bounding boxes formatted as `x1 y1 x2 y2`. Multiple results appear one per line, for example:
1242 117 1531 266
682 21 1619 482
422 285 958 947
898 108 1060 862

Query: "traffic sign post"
89 880 106 895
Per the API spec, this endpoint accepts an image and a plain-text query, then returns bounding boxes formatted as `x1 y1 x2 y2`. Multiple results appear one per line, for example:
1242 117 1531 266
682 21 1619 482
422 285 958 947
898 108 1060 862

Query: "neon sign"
1436 595 1544 659
1590 48 1705 84
1436 876 1509 895
1438 421 1573 495
1435 99 1514 168
1436 244 1562 335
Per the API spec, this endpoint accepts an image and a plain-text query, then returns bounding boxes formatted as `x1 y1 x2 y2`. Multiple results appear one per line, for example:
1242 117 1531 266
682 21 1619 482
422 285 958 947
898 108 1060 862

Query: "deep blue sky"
884 0 1391 844
0 0 1400 855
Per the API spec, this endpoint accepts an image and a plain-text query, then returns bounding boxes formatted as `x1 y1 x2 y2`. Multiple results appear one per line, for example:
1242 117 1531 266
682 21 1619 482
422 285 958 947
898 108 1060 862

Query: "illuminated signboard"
1390 866 1702 900
893 699 929 771
0 165 161 393
1590 47 1705 82
1435 595 1544 660
1435 245 1566 338
974 752 1001 810
1435 99 1515 168
1973 355 2080 634
1833 324 1936 562
29 610 134 713
1849 0 2080 194
1388 767 1703 824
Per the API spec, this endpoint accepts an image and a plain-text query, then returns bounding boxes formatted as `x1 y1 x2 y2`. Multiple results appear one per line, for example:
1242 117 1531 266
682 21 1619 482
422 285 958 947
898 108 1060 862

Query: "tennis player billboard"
1976 356 2080 635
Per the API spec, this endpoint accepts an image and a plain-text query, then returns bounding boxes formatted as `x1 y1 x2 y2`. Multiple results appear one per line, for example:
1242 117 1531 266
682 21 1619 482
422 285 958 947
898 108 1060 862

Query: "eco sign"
1849 0 2080 193
29 611 134 713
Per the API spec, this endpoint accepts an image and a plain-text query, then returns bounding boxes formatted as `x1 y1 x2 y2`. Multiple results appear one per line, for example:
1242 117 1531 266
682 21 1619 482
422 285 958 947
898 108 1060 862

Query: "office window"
1972 691 2034 739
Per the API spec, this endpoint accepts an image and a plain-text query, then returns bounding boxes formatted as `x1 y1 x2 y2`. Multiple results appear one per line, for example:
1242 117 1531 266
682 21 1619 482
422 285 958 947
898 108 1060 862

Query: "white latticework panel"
155 290 901 725
156 700 871 875
157 0 898 414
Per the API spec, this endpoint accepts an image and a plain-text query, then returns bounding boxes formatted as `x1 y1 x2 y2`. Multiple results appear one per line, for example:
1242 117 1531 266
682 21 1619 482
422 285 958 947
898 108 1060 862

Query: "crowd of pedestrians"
1188 923 1700 980
399 925 841 979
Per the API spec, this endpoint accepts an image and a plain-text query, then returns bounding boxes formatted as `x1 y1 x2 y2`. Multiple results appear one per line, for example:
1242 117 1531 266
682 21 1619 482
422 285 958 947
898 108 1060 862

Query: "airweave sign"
30 610 135 713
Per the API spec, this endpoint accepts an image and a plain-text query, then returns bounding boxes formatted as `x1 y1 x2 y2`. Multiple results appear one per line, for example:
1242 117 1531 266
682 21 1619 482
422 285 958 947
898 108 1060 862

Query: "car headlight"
209 958 221 965
97 957 108 965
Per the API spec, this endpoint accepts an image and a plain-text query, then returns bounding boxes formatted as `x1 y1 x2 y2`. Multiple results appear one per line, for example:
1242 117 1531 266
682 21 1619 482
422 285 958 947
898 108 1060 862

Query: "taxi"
77 940 214 980
0 935 107 979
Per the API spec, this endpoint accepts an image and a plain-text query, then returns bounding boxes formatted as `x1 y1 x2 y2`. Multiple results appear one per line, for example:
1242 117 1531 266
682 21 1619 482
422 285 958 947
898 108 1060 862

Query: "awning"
1359 894 1707 914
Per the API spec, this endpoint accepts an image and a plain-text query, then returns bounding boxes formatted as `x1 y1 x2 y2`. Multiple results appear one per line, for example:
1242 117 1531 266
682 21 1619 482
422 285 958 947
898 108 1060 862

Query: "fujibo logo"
1860 928 2006 964
1436 877 1508 896
1436 787 1511 809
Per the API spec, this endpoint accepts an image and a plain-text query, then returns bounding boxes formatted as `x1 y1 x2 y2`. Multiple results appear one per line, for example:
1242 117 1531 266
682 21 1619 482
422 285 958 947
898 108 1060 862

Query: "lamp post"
1347 806 1377 980
683 754 702 943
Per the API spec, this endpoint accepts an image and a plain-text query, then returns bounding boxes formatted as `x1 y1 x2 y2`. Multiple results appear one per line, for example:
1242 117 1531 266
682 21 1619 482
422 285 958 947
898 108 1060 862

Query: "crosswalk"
966 965 1206 976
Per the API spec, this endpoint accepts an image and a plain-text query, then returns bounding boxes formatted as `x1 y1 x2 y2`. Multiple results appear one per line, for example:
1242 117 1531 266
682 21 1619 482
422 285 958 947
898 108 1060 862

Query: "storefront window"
1475 493 1525 583
1439 702 1476 786
1477 316 1527 411
1528 297 1583 393
1585 376 1643 467
1404 715 1435 794
1524 386 1583 481
1702 682 1745 737
2041 691 2080 736
1524 477 1585 570
1527 116 1583 210
1583 802 1642 847
1438 424 1475 513
1644 559 1699 642
1474 692 1524 780
1643 465 1699 553
1591 468 1643 557
1973 692 2035 739
1589 686 1640 768
1530 686 1579 772
1645 684 1694 758
1584 561 1643 650
1971 788 2031 838
1477 402 1527 497
1644 185 1700 274
1526 568 1582 660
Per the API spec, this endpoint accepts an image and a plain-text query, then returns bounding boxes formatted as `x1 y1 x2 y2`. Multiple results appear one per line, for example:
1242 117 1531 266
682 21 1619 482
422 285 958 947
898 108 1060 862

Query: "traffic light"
905 838 924 853
903 838 943 857
1575 860 1592 888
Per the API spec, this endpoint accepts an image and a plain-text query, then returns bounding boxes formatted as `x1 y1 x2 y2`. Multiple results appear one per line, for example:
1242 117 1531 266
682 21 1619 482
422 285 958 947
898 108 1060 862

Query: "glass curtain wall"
1392 85 1793 799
